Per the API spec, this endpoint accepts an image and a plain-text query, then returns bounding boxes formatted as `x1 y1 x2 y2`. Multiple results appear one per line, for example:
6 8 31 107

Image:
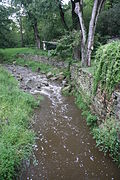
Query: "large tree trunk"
28 11 41 49
86 0 106 66
19 16 24 47
75 0 106 67
33 20 40 49
86 0 99 66
71 0 79 30
75 1 87 66
59 2 69 30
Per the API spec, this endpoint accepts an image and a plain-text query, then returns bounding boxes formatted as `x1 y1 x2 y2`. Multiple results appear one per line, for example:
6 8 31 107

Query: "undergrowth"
0 66 39 179
93 41 120 96
50 30 80 59
92 118 120 165
74 88 120 166
74 89 97 127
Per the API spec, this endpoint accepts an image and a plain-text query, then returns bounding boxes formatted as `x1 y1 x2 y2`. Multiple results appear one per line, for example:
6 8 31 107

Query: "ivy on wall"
93 41 120 97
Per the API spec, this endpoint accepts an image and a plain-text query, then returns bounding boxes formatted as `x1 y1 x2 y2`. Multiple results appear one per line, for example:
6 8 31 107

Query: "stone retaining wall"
70 64 120 120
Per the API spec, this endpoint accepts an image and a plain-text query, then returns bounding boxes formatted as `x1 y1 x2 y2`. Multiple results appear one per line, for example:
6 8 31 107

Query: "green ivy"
93 41 120 96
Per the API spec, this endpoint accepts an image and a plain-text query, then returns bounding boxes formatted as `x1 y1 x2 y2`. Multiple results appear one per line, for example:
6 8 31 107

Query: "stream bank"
5 65 120 180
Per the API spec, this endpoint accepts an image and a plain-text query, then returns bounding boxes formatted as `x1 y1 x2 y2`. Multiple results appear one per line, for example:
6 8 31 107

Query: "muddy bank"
5 65 120 180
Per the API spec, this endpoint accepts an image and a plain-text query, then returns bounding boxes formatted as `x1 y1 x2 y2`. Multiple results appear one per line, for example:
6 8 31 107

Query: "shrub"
92 118 120 164
50 30 81 59
86 113 97 126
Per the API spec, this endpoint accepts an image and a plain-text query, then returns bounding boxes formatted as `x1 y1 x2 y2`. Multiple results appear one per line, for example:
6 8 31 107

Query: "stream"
5 65 120 180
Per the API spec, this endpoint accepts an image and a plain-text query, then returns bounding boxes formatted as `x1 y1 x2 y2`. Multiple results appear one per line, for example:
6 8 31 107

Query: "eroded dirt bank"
5 65 120 180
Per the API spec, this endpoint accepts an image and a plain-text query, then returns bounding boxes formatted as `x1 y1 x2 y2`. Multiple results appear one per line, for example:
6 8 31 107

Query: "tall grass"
0 47 48 62
0 66 39 179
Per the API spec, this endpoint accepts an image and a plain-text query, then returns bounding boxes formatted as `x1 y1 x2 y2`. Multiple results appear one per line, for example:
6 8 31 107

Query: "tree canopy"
0 0 119 66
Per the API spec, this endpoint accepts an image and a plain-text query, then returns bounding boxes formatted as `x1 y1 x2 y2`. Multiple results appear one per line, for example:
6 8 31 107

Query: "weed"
74 88 120 165
92 118 120 165
0 66 40 179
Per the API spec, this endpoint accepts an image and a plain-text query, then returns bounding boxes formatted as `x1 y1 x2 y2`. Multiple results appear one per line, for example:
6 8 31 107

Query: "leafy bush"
0 66 39 179
50 30 81 59
92 118 120 164
93 41 120 96
86 113 97 126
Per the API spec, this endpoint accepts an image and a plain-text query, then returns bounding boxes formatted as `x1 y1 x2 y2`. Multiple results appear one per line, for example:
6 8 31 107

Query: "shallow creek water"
5 65 120 180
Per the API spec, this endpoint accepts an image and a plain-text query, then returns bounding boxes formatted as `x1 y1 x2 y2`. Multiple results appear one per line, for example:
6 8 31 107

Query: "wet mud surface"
5 65 120 180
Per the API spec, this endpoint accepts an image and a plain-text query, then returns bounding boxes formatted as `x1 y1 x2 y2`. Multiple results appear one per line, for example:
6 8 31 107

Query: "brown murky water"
5 65 120 180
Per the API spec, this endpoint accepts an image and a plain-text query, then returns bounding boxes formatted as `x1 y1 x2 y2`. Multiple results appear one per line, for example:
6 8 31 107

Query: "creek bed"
5 65 120 180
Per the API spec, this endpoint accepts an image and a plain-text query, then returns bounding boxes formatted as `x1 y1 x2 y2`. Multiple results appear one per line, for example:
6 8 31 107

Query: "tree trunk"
33 20 40 49
75 1 87 66
86 0 98 66
58 2 69 31
73 45 80 60
19 16 24 47
75 0 106 67
86 0 106 66
71 0 79 30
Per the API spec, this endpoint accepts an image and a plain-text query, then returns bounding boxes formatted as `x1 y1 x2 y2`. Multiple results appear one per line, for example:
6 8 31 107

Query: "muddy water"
5 65 120 180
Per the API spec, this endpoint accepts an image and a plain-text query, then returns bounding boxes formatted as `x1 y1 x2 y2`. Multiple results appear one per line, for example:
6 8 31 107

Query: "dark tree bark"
28 11 40 49
33 20 40 49
19 16 24 47
58 2 69 30
71 0 79 30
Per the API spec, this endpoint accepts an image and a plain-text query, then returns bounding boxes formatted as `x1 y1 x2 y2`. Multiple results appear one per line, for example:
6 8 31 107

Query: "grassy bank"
0 48 48 60
0 48 70 78
0 48 62 76
0 65 39 179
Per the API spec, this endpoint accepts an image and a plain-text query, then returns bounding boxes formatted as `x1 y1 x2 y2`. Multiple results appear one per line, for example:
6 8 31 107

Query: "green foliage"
0 66 39 179
0 5 20 48
51 31 81 59
74 90 97 127
15 58 60 75
93 41 120 96
75 92 88 111
74 88 120 165
0 48 48 65
92 118 120 164
97 3 120 39
86 113 97 126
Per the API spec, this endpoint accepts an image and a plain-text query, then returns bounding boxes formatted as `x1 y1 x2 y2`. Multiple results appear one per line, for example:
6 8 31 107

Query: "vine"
93 41 120 96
